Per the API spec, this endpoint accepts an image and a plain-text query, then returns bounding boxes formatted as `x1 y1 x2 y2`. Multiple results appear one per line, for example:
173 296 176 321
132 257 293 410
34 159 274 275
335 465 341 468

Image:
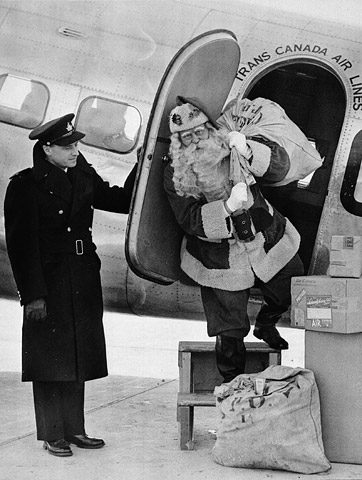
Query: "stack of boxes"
290 235 362 464
291 235 362 333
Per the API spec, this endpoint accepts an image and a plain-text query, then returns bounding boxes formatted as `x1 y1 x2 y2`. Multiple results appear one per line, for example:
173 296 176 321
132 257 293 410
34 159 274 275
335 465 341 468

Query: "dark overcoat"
4 142 136 382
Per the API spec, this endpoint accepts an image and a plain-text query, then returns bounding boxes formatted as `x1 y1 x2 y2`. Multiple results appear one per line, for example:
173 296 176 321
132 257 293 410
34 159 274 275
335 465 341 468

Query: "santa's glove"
25 298 47 322
225 182 247 213
228 131 250 157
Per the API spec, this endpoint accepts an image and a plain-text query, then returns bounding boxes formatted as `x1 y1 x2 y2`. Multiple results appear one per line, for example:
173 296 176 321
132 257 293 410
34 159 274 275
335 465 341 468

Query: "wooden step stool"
177 340 281 450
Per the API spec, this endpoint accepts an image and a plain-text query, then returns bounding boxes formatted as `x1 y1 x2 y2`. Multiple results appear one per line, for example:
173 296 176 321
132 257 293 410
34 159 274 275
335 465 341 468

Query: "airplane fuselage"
1 0 362 322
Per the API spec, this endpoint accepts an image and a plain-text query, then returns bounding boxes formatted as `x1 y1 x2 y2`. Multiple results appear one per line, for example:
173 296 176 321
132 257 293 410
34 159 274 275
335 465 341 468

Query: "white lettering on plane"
236 44 362 111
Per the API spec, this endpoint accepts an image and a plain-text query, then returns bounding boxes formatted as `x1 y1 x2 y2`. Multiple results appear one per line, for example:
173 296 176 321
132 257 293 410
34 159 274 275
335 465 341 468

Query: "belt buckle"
76 239 83 255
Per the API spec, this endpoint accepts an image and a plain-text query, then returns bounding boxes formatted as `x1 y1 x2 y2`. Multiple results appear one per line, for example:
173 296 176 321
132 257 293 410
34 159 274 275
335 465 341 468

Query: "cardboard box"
329 235 362 278
291 275 362 333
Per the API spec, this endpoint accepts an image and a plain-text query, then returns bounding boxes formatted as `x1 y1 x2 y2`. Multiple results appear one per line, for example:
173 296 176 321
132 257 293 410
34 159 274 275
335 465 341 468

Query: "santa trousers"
200 253 304 338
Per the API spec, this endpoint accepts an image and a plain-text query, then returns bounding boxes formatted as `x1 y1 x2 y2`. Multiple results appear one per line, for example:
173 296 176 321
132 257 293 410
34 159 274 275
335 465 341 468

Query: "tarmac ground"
1 298 362 480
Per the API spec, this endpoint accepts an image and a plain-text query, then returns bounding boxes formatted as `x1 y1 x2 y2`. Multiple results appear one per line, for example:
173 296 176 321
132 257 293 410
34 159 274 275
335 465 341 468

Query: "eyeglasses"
180 124 208 143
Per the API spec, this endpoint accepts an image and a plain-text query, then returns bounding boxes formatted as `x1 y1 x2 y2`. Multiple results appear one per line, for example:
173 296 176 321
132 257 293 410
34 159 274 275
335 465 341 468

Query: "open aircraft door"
126 30 240 285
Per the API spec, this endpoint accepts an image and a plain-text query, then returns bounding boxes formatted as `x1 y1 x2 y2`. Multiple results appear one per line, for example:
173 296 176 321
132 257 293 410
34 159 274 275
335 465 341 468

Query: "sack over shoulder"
217 97 323 186
212 365 331 474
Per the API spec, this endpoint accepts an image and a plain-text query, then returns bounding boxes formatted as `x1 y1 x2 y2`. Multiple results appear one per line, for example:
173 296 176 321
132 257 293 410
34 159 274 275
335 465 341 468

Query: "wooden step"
178 340 280 354
177 392 215 407
177 340 282 450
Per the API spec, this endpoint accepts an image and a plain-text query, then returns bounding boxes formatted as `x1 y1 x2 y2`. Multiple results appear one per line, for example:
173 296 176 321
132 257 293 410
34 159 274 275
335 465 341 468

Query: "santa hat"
169 96 217 133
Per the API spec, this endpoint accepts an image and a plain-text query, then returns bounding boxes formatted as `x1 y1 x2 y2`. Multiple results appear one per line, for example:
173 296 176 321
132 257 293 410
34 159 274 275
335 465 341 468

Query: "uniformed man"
164 96 304 383
4 114 137 457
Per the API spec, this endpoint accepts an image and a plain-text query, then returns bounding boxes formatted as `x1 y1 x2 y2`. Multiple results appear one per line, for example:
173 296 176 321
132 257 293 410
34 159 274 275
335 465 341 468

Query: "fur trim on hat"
169 103 208 133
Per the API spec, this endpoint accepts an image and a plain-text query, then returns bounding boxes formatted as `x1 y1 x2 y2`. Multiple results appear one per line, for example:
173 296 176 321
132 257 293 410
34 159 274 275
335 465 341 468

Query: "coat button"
59 210 64 215
243 230 248 234
89 227 92 231
67 227 71 232
241 220 246 224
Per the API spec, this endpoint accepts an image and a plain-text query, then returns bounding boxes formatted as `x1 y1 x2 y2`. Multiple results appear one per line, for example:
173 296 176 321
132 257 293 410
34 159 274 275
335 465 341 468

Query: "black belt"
232 211 255 242
40 238 95 255
241 234 255 243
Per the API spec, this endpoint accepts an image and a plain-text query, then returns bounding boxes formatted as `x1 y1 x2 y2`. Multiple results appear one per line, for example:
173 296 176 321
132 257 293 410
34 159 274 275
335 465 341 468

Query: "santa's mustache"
184 138 229 165
184 138 218 153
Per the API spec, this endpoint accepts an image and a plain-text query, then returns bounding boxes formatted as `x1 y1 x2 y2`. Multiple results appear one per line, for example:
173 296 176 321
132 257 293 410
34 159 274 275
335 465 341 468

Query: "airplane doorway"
246 63 346 273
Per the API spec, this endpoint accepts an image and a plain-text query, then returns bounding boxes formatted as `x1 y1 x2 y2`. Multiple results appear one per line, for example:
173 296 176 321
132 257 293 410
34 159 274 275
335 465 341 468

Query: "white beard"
172 136 231 201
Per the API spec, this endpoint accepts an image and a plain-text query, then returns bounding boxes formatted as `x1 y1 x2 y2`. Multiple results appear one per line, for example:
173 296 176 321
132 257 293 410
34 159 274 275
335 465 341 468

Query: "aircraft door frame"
126 29 241 285
241 57 348 275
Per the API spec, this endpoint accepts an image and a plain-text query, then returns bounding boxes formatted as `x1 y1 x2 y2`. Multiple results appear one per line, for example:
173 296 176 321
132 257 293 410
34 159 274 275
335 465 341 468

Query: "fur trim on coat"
180 219 300 291
163 159 300 291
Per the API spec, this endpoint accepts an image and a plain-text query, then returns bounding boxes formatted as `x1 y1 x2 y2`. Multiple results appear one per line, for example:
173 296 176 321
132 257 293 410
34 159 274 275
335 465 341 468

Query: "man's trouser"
200 253 304 382
32 380 85 441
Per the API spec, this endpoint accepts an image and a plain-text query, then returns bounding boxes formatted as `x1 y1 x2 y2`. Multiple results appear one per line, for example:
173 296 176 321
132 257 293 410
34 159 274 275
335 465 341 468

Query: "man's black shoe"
65 434 105 449
43 439 73 457
253 325 289 350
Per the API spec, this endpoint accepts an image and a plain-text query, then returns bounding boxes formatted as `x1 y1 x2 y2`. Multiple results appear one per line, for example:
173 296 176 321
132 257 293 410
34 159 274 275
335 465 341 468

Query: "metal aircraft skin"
1 0 362 321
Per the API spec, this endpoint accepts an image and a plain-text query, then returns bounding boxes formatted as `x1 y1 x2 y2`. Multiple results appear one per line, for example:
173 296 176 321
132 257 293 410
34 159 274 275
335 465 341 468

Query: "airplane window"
0 74 49 128
76 96 142 154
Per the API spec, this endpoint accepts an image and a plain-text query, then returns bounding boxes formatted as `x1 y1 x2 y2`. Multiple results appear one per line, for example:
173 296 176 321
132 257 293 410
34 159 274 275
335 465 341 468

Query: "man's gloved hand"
225 182 247 213
25 298 47 322
228 131 250 157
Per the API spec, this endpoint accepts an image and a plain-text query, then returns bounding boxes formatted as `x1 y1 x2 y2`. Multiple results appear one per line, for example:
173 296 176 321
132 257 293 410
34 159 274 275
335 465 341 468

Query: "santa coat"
163 136 300 291
4 142 136 382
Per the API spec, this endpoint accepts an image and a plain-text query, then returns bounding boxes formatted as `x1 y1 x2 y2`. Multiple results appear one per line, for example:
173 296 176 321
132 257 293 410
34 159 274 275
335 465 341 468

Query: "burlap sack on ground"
212 365 331 474
217 97 323 186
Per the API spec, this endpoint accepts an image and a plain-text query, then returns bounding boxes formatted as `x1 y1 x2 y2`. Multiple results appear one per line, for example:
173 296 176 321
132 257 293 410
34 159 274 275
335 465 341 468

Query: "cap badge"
66 122 73 132
172 113 182 126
